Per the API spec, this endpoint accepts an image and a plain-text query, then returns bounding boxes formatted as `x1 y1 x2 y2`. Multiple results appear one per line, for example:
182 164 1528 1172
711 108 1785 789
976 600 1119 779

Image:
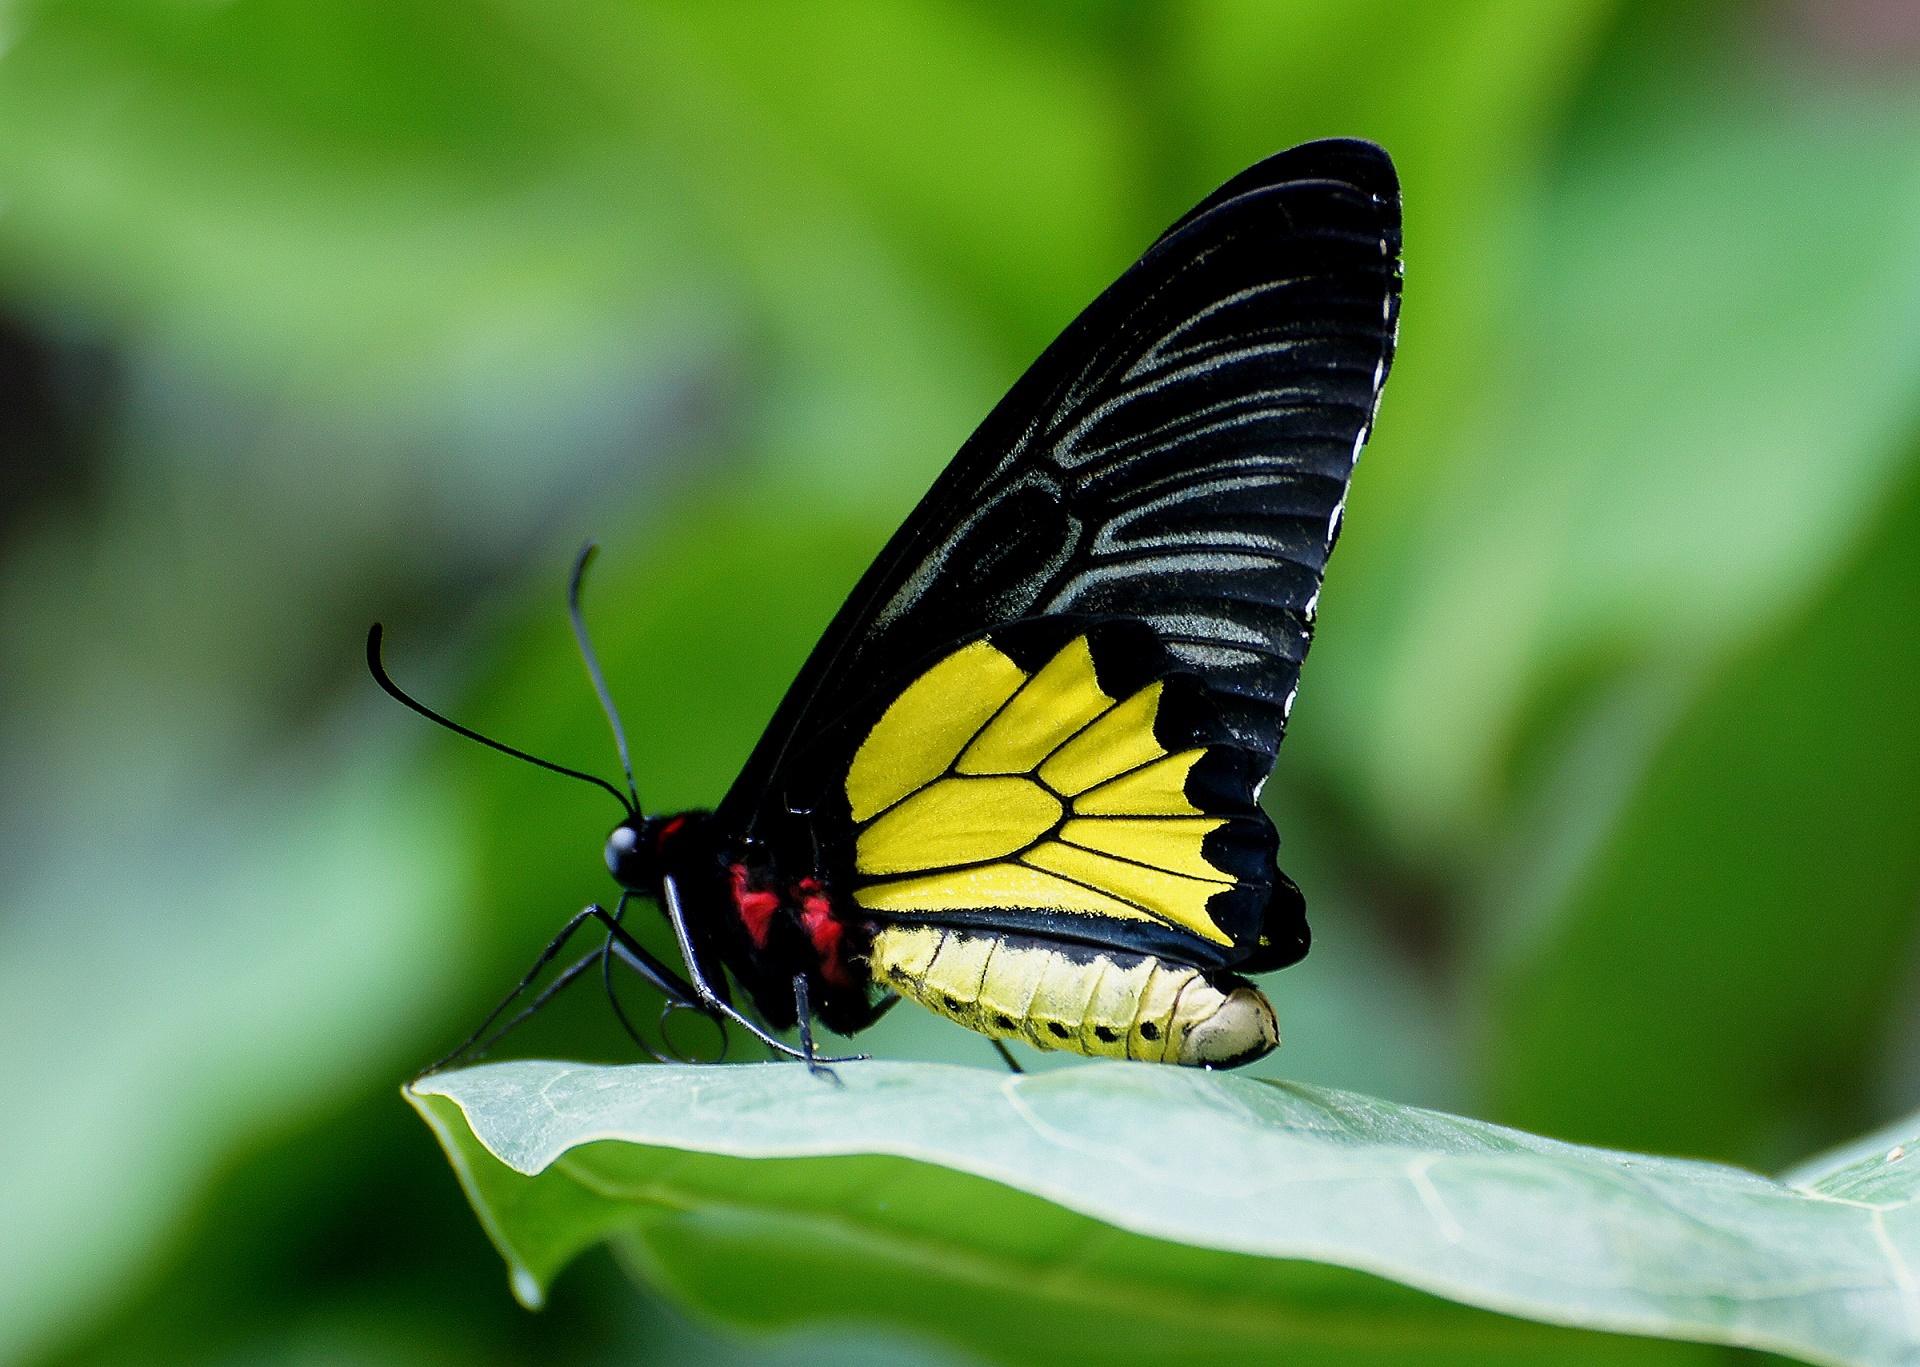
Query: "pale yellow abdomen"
866 924 1277 1068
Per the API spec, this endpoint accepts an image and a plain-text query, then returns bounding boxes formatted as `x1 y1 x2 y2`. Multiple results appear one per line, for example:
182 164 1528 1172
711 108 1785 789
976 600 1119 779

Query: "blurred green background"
4 1 1920 1363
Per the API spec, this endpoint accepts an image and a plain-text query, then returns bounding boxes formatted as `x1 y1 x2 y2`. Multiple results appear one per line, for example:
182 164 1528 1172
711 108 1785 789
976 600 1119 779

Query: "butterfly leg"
418 948 604 1079
660 876 867 1065
415 904 611 1079
597 893 683 1065
991 1039 1025 1075
589 903 704 1005
415 901 712 1080
591 922 730 1064
790 973 842 1084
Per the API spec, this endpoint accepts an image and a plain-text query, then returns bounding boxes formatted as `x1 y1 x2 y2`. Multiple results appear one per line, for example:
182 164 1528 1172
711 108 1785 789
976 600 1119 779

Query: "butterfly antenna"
367 623 635 817
568 542 641 811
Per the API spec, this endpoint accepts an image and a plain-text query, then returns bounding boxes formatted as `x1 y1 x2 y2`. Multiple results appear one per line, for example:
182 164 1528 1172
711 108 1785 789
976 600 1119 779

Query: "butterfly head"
604 812 707 894
604 816 662 891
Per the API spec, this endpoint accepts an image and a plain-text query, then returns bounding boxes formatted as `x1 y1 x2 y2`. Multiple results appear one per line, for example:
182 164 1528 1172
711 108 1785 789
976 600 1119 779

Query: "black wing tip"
1265 137 1397 197
1227 137 1398 205
1156 138 1400 250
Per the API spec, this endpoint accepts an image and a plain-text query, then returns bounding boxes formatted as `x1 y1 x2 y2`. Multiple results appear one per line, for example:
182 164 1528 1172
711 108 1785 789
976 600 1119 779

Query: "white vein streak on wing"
1117 467 1327 512
1094 472 1325 549
1125 277 1313 376
1045 551 1319 611
1058 359 1380 471
1089 383 1323 450
1050 340 1326 460
1127 320 1376 391
1063 390 1332 471
1155 636 1292 667
1144 614 1272 648
1053 270 1193 416
1052 210 1390 416
1094 528 1311 560
1107 458 1349 512
1084 539 1322 573
1069 337 1321 430
1124 290 1390 385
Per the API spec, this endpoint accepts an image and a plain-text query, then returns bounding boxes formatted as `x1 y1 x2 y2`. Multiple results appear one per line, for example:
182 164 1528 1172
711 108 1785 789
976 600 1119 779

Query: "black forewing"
718 139 1401 845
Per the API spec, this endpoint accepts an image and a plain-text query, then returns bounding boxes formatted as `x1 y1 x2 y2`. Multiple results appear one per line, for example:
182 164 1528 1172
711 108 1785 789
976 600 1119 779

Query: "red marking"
798 885 854 987
728 863 780 948
660 815 686 842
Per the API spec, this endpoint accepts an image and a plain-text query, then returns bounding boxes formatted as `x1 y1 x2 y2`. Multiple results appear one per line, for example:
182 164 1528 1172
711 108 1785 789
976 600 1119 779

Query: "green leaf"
409 1059 1920 1366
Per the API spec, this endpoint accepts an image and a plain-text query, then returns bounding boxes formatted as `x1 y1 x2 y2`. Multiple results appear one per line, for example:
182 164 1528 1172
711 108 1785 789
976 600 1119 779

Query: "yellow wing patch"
855 862 1157 924
959 635 1111 775
1059 817 1226 880
1038 683 1163 794
1023 842 1228 944
845 639 1025 822
856 776 1060 874
848 635 1240 946
1073 750 1207 816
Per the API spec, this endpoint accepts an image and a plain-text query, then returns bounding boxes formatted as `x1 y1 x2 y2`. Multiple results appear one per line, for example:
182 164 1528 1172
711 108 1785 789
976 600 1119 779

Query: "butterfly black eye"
604 822 643 878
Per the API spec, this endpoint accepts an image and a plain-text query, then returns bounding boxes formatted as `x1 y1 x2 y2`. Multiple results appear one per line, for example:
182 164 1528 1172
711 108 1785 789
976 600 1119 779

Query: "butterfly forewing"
721 139 1400 850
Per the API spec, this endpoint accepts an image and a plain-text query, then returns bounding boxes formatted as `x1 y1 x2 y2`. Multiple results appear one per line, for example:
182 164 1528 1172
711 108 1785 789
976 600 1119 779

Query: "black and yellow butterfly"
375 138 1400 1074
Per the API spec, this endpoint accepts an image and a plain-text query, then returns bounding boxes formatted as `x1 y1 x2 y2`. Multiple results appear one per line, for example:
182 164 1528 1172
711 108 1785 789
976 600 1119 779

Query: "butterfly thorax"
606 809 879 1036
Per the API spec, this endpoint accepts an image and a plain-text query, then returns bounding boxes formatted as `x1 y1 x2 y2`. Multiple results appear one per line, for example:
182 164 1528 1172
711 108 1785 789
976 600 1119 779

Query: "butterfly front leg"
415 899 709 1077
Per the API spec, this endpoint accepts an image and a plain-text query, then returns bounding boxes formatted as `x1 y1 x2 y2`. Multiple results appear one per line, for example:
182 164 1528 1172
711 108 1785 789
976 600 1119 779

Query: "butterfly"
375 138 1400 1076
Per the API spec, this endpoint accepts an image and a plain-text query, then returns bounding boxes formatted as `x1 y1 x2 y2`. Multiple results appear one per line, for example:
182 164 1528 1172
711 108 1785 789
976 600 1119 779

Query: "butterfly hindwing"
792 617 1303 970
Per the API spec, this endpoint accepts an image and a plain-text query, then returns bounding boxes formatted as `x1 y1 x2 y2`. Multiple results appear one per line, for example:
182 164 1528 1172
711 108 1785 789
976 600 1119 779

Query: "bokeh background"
4 1 1920 1363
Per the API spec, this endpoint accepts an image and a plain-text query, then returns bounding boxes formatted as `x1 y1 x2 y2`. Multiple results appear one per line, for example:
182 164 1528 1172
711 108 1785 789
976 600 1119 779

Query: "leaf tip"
510 1265 546 1311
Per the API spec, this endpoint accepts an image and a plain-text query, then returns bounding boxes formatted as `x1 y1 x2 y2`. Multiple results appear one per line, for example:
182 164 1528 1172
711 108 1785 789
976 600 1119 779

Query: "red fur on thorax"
726 866 855 987
728 863 780 948
796 877 854 987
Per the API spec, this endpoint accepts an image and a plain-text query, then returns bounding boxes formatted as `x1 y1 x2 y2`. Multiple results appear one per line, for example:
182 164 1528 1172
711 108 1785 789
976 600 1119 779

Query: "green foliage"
413 1059 1920 1366
1487 453 1920 1165
1326 10 1920 850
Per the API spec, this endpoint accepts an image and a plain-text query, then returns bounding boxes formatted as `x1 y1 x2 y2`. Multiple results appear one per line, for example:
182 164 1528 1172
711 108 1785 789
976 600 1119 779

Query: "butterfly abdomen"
865 924 1276 1068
